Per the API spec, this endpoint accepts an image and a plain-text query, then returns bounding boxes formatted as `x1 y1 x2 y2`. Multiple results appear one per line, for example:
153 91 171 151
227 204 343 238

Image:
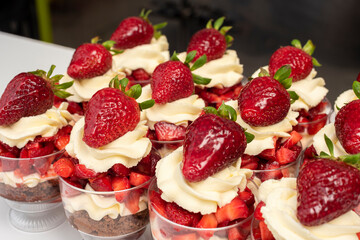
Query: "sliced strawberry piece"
89 174 112 191
275 147 298 165
154 121 186 141
54 158 75 178
307 113 327 135
166 202 202 227
293 116 309 133
237 190 255 207
258 161 283 182
150 191 167 218
172 233 198 240
259 221 275 240
74 164 98 179
132 148 161 176
125 189 142 214
282 131 302 148
228 227 246 240
304 145 316 159
112 176 131 202
131 68 151 80
241 154 259 170
61 177 84 197
54 135 70 151
18 158 34 175
111 163 130 177
66 101 84 115
258 148 276 162
308 100 328 118
0 141 20 157
54 95 65 108
1 152 18 171
215 196 249 224
129 172 151 186
34 157 51 175
196 213 217 239
254 201 266 221
27 142 55 158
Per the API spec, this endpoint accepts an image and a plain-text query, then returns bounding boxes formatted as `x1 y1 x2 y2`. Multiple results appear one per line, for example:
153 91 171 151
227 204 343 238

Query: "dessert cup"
0 149 66 232
148 178 254 240
59 176 152 240
150 139 184 158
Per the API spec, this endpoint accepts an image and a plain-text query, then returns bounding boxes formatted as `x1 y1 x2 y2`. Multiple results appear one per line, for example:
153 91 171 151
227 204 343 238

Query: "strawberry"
111 163 130 177
66 101 84 115
228 227 246 240
282 131 302 148
18 158 34 175
131 68 151 81
27 141 55 158
293 116 309 133
240 154 259 170
67 37 114 79
237 190 255 206
89 174 113 191
196 213 218 239
154 121 186 141
129 172 151 186
335 99 360 154
257 161 283 182
297 159 360 226
54 134 70 150
0 65 72 126
54 158 75 178
166 201 202 227
33 157 52 175
133 147 161 176
172 233 198 240
124 189 142 214
259 221 275 240
151 51 210 104
215 196 249 224
149 191 167 218
275 145 301 165
110 9 166 49
112 176 131 202
269 39 321 82
0 141 20 157
182 109 247 182
307 113 327 135
1 153 18 172
238 66 292 127
254 201 266 221
83 86 140 148
187 17 233 62
73 164 98 179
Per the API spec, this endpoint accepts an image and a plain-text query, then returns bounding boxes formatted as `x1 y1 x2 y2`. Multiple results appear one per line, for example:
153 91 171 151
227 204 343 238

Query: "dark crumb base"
68 209 149 237
0 179 60 202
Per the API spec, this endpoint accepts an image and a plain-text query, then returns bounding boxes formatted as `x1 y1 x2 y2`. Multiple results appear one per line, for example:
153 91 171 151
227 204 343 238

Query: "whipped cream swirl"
312 123 347 157
334 89 358 114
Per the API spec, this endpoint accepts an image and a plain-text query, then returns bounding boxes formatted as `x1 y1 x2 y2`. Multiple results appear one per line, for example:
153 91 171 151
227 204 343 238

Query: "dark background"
1 0 359 104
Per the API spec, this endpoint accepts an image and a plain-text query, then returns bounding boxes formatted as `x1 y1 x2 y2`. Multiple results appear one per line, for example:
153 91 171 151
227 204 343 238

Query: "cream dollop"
0 103 73 148
139 85 205 129
257 178 360 240
252 66 328 111
334 89 357 114
63 184 147 220
65 117 152 173
60 69 126 103
226 100 298 156
156 147 253 215
112 36 170 74
312 123 347 157
178 50 244 88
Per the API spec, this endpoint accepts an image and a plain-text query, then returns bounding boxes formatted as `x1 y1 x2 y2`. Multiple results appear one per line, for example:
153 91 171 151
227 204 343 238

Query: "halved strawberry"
308 100 328 119
259 221 275 240
112 176 131 202
307 113 327 135
129 172 151 186
154 121 186 141
74 164 98 179
215 196 249 224
293 116 309 133
89 174 113 191
54 158 75 178
133 148 161 176
61 177 84 197
66 101 84 115
150 191 167 218
125 189 142 214
0 141 20 157
166 202 202 227
275 146 300 165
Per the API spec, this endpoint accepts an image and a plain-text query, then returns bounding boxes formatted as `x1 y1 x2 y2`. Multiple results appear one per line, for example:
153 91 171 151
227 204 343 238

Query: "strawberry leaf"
245 132 254 143
225 34 234 47
312 57 322 67
140 9 152 22
274 65 292 82
91 36 100 44
206 19 213 29
336 105 340 111
47 65 56 79
139 99 155 111
258 68 269 77
170 51 180 61
185 51 197 64
291 39 302 49
339 153 360 169
279 78 292 89
191 54 207 71
153 22 167 30
203 106 218 115
192 74 211 85
218 101 238 121
214 17 225 30
102 40 116 50
119 77 128 92
126 84 142 99
220 26 232 35
352 81 360 99
54 90 72 99
324 134 334 157
319 151 330 158
56 81 74 90
110 49 124 56
288 91 299 103
303 40 315 56
225 104 237 121
51 74 64 83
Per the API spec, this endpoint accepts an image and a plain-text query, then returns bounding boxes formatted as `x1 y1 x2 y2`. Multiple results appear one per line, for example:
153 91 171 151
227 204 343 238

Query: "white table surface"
0 31 152 240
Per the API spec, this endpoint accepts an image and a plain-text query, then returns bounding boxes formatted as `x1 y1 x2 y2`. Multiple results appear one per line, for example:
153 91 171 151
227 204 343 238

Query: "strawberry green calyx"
91 36 122 56
352 81 360 99
139 9 167 40
206 17 233 47
291 39 321 67
30 64 73 99
170 51 211 85
109 76 155 110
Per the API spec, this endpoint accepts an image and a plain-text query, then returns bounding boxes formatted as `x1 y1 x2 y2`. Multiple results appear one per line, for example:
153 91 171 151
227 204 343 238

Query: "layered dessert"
56 79 157 238
149 107 255 240
0 66 74 202
227 66 302 182
252 39 330 147
138 52 208 157
178 17 244 108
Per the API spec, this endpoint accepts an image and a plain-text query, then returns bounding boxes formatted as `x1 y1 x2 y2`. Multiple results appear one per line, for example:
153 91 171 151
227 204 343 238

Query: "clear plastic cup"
148 178 254 240
0 149 66 232
59 176 152 240
150 139 184 158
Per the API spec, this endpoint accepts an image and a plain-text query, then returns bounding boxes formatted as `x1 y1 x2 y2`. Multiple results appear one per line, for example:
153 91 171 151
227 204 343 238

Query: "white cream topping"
139 85 205 130
178 50 244 89
65 117 152 173
226 100 298 156
252 66 328 111
334 89 357 114
156 147 253 215
312 123 347 157
59 69 126 103
0 167 57 188
63 184 147 220
112 36 170 74
258 178 360 240
0 103 73 148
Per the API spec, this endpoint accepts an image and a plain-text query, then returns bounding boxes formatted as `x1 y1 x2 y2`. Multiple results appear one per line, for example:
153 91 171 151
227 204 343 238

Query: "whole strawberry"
0 65 72 126
182 104 248 182
238 66 297 127
151 51 210 104
297 158 360 226
83 77 154 148
110 9 167 50
187 17 233 62
67 37 116 80
269 39 321 82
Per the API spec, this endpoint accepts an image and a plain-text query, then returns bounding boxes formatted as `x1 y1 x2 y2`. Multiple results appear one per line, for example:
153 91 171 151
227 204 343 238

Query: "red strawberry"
54 134 70 151
33 157 52 175
187 17 232 62
215 196 249 224
238 76 290 127
54 158 75 178
112 176 131 202
275 145 301 165
254 201 266 221
131 68 151 80
18 158 34 175
335 99 360 154
237 190 255 206
307 113 327 135
83 87 140 148
149 191 167 218
258 161 283 182
166 201 202 227
240 154 259 170
125 189 142 214
89 174 113 191
133 147 161 176
259 221 275 240
74 164 98 179
27 141 55 158
0 141 20 157
1 152 18 172
67 39 113 80
129 172 151 186
297 159 360 226
172 233 198 240
183 113 247 182
196 213 218 239
269 39 319 82
111 163 130 177
154 121 186 141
